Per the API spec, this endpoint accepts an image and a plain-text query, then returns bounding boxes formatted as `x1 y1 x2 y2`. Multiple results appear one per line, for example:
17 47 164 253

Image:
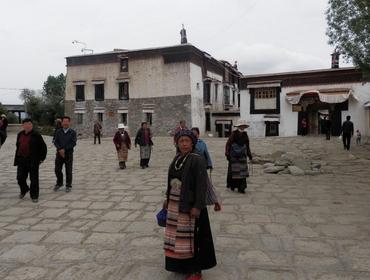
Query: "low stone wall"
65 95 192 138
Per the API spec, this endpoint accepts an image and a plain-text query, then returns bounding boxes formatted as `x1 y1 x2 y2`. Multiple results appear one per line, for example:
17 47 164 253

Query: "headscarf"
174 129 197 146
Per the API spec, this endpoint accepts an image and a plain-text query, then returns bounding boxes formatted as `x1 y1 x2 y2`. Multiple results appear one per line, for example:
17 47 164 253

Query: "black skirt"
165 208 217 274
227 161 247 191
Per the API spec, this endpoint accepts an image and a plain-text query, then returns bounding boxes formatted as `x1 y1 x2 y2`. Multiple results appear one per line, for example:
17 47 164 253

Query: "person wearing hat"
163 129 216 280
113 124 131 169
225 119 252 193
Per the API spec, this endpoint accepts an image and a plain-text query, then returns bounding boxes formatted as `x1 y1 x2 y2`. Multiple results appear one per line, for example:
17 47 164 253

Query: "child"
356 129 361 145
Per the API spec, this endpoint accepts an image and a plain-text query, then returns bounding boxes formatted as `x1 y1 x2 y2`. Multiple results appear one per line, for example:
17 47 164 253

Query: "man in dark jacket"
0 114 9 147
54 116 77 192
14 118 47 203
341 115 354 150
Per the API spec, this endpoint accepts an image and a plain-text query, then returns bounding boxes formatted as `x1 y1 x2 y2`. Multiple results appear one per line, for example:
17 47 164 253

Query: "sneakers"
54 184 62 191
65 187 72 193
19 192 27 199
32 198 38 203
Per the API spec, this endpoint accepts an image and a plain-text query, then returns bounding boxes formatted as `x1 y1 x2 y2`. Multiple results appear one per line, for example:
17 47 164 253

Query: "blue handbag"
156 208 167 227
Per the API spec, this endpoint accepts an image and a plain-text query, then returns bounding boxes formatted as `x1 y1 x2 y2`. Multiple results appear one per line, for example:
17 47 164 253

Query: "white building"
64 43 241 137
240 67 370 139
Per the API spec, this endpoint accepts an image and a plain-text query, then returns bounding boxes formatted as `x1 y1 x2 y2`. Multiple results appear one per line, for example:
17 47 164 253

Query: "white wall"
65 57 191 101
345 83 370 137
240 89 266 138
190 63 205 133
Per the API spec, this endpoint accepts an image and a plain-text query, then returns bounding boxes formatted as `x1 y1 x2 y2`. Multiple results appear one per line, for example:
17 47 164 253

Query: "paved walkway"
0 133 370 280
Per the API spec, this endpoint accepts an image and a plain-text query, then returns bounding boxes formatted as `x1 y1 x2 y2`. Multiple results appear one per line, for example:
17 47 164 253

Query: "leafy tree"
326 0 370 74
42 73 65 122
20 88 44 123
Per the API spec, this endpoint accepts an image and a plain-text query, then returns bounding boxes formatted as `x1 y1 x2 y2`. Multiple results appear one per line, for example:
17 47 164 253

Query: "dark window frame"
120 58 128 72
145 112 153 125
118 82 129 100
95 84 105 101
250 87 281 114
120 113 128 125
75 85 85 102
203 82 211 105
76 113 83 124
97 112 104 122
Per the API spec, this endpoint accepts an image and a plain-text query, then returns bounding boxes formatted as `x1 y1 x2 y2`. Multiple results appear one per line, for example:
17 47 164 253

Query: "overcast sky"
0 0 351 104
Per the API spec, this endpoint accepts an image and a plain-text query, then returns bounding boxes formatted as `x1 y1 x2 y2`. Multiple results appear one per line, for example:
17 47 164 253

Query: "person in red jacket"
14 118 47 203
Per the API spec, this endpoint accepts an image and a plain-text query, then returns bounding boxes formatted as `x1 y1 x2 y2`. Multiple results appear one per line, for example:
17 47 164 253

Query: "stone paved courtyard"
0 133 370 280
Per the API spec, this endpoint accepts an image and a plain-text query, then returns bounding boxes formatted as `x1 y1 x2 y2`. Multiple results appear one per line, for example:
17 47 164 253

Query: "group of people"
12 116 76 203
8 115 254 280
302 114 362 151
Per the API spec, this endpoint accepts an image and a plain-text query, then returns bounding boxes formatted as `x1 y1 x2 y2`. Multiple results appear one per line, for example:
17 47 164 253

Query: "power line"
0 87 24 91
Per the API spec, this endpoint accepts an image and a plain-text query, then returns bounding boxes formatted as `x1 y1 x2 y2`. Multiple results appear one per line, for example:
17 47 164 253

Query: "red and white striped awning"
286 88 356 104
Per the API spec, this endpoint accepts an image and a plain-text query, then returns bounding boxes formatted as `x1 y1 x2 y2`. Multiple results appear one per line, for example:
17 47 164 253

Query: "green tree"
20 88 44 123
326 0 370 74
42 73 65 124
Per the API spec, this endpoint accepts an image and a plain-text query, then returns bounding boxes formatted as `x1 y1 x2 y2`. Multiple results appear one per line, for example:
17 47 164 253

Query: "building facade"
240 67 370 139
65 44 241 137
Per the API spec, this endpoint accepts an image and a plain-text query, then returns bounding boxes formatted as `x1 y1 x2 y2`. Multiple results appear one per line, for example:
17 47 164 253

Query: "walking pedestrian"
191 127 221 211
135 122 153 169
341 115 354 150
53 116 77 192
93 120 102 144
172 120 188 144
324 116 332 140
113 124 131 169
225 119 252 193
14 118 47 203
0 114 8 147
163 129 216 280
301 117 307 136
52 117 62 143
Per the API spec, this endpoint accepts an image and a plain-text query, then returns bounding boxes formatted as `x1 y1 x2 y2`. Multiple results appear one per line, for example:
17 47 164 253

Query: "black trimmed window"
95 84 104 101
223 86 230 105
75 85 85 101
203 82 211 104
120 58 128 72
215 84 218 102
120 113 128 125
250 87 280 114
97 112 103 122
145 112 153 125
76 113 83 124
119 82 129 100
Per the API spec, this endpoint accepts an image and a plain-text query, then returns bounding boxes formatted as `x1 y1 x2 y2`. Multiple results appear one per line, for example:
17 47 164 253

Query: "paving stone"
84 233 126 246
52 247 90 261
0 244 47 262
1 135 370 279
38 208 69 218
101 210 130 221
44 231 84 244
0 231 47 243
4 266 48 280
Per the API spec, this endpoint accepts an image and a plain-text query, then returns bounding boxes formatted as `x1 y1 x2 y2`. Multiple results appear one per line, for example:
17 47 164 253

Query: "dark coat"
113 131 131 149
135 128 153 146
225 129 252 159
14 130 47 166
166 153 207 213
54 128 77 153
342 120 354 135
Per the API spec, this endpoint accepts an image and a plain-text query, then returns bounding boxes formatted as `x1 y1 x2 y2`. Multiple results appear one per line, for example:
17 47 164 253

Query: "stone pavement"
0 133 370 280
